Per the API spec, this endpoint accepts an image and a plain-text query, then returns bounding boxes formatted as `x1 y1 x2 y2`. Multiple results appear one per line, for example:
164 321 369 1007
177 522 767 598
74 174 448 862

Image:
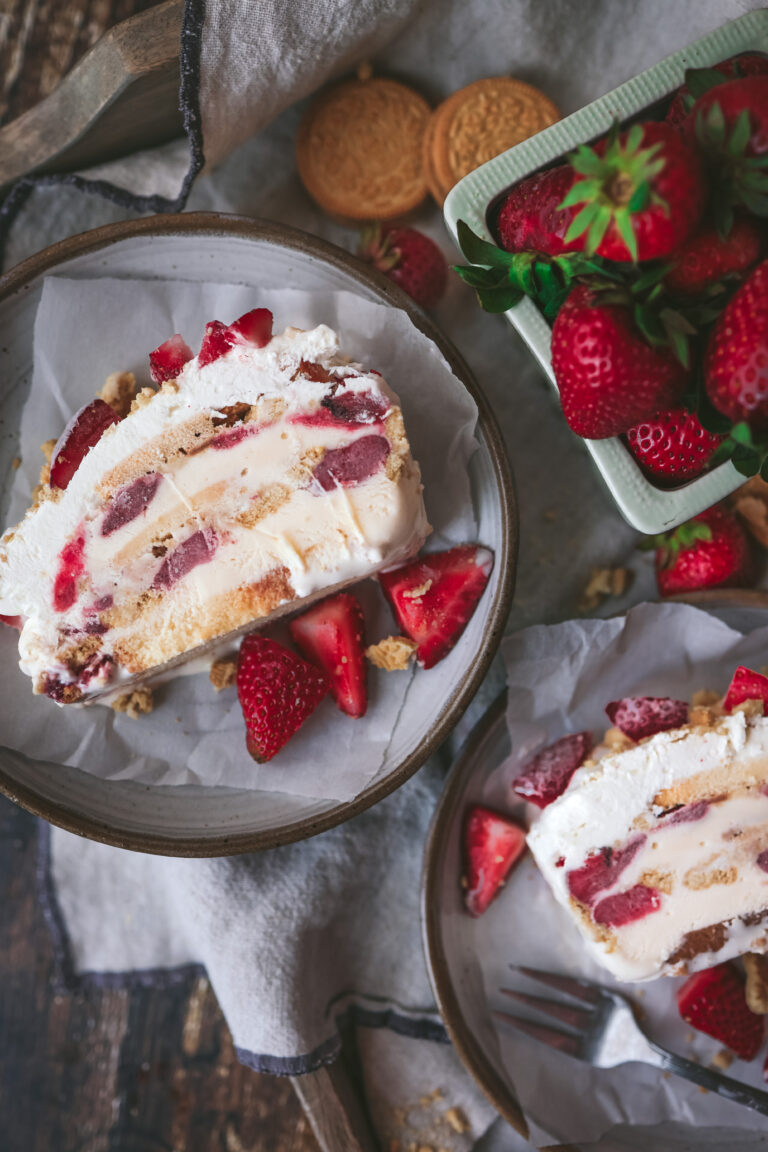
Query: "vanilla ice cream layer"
528 714 768 981
0 324 430 701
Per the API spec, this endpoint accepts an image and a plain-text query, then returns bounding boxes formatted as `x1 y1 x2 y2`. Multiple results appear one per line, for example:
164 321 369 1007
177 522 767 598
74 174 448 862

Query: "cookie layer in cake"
527 710 768 981
0 322 430 702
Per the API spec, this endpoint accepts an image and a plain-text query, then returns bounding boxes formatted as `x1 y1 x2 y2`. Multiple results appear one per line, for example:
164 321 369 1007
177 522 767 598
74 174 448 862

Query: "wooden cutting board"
0 0 184 193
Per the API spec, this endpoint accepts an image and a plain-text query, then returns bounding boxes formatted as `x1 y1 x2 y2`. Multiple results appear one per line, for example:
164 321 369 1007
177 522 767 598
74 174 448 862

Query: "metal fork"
497 965 768 1116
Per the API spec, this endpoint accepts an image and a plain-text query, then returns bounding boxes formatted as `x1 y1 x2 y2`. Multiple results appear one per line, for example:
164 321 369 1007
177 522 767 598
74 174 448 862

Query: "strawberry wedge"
605 697 688 741
50 399 121 491
677 962 764 1060
512 732 592 808
379 545 493 669
723 666 768 713
199 308 273 367
463 805 526 917
289 592 367 718
237 634 328 762
149 334 194 383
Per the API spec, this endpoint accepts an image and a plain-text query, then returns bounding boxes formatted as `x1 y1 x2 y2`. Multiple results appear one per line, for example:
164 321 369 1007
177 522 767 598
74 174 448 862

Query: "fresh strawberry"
236 634 328 762
649 504 753 597
148 333 193 384
665 215 763 296
497 165 582 256
463 805 526 917
0 614 23 630
625 408 723 484
677 962 764 1060
378 545 493 670
592 885 662 927
512 732 593 808
551 285 688 439
289 592 367 718
666 52 768 126
705 259 768 432
198 308 274 367
358 225 447 309
605 696 688 740
687 74 768 220
559 121 705 262
723 665 768 713
50 399 121 490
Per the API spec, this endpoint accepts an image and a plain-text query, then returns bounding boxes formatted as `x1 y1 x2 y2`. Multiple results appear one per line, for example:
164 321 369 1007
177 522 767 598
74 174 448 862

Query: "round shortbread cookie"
425 76 559 204
297 77 431 221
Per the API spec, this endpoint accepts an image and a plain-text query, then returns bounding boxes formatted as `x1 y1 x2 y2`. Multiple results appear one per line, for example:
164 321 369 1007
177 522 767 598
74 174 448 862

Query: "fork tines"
495 966 601 1055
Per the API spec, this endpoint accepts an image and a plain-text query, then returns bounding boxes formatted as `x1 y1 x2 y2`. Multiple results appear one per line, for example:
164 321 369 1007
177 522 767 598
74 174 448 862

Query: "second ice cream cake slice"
0 309 430 703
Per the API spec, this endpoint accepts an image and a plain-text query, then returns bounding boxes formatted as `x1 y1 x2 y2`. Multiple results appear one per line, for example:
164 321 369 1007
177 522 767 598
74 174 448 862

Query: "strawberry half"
463 805 526 917
677 962 764 1061
236 634 328 762
289 592 367 718
378 546 493 670
605 697 688 741
198 308 274 367
149 333 193 383
723 666 768 713
50 399 121 490
647 504 754 597
625 408 723 485
512 732 592 809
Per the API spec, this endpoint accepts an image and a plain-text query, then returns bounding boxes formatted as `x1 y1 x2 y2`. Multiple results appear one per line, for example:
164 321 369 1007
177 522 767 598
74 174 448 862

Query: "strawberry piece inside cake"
527 685 768 981
0 310 430 703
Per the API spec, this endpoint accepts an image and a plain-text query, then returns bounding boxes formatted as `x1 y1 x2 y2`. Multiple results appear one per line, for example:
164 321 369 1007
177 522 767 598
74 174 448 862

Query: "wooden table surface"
0 3 321 1148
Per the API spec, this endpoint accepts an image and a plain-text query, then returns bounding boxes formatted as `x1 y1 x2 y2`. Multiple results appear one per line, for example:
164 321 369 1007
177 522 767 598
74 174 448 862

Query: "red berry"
552 285 688 440
378 545 493 670
722 666 768 713
149 333 193 384
625 408 723 485
604 697 688 741
50 399 121 490
652 505 753 597
463 805 526 917
359 225 447 309
705 259 768 433
198 308 274 367
567 836 646 907
236 634 328 763
289 592 367 718
512 732 592 809
497 165 580 256
665 215 762 296
666 52 768 126
677 962 764 1061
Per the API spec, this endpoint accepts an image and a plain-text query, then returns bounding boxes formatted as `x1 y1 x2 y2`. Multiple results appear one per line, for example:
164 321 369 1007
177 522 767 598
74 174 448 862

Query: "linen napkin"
2 1 764 1149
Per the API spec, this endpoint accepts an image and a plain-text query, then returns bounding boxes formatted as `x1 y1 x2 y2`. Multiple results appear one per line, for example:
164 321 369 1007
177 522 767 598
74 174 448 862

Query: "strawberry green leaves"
455 219 618 319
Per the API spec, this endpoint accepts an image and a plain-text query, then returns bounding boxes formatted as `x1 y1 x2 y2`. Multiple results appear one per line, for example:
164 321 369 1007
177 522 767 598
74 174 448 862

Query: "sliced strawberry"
228 307 273 347
463 805 526 917
148 333 193 384
723 666 768 713
592 885 662 927
50 399 121 490
237 634 328 762
0 614 23 630
379 545 493 670
567 836 646 907
677 962 764 1060
605 697 688 741
512 732 592 809
198 308 274 367
289 592 367 718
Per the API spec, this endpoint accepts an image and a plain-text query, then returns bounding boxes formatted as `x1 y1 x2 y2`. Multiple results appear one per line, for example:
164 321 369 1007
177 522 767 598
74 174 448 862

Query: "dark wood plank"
0 795 320 1151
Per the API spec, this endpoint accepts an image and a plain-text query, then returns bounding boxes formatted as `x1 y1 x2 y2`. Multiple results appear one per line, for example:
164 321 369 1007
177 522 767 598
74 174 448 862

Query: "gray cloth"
4 1 761 1148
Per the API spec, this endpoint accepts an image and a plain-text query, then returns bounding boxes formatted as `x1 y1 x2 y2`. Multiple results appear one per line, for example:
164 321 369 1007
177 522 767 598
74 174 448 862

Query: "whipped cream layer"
0 324 429 702
528 712 768 981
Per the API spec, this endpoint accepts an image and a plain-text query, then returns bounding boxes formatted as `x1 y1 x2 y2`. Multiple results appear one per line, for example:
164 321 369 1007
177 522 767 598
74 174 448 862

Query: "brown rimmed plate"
421 595 768 1152
0 213 516 856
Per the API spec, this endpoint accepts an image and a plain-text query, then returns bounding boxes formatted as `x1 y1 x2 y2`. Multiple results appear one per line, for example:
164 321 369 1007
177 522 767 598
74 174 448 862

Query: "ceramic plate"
422 595 768 1150
0 213 516 856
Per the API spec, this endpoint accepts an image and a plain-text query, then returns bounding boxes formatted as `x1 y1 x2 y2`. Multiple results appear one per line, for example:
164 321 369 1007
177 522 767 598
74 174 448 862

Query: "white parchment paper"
474 603 768 1146
0 279 479 800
